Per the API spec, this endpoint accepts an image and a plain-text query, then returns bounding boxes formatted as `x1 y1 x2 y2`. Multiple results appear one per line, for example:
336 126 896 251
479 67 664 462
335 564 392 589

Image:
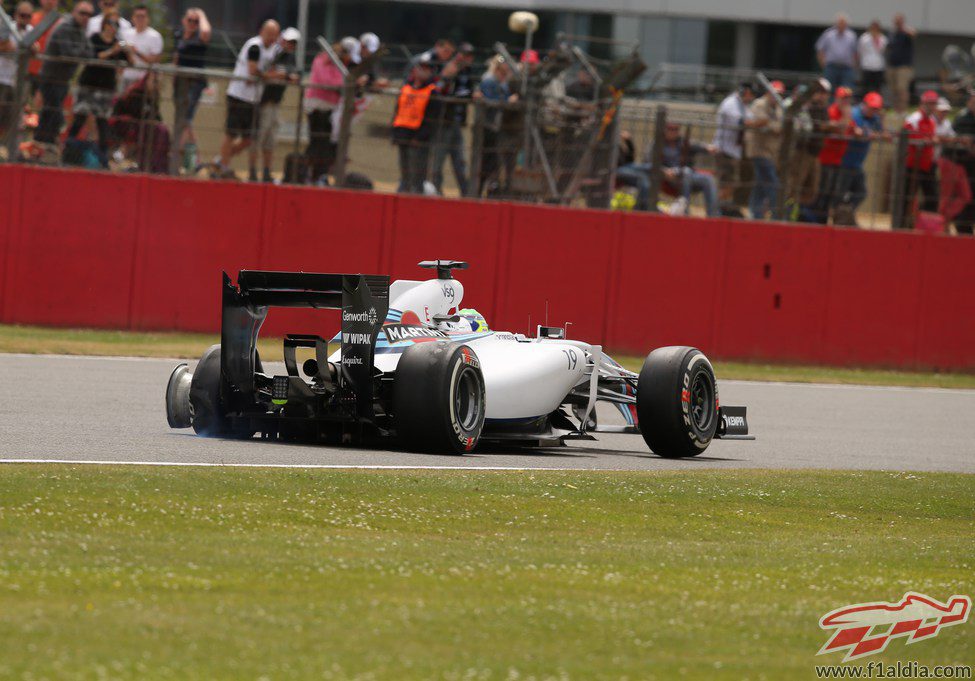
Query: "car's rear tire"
189 345 229 437
393 342 486 454
636 346 718 458
166 363 193 428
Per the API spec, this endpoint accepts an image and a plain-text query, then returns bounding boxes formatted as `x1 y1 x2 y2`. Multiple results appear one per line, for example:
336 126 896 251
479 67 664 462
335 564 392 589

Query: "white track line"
0 459 573 471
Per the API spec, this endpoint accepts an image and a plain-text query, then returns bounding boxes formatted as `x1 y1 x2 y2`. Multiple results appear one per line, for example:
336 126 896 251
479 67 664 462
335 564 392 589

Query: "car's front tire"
393 342 486 454
636 346 718 458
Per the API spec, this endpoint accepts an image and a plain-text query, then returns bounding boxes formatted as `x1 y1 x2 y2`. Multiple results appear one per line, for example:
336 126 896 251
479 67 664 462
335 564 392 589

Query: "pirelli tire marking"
460 346 480 369
681 353 717 450
449 350 482 451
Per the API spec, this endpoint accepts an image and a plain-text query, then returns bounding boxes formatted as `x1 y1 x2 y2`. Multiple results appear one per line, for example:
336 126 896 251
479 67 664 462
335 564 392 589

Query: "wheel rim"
690 372 716 433
166 364 193 429
454 367 482 432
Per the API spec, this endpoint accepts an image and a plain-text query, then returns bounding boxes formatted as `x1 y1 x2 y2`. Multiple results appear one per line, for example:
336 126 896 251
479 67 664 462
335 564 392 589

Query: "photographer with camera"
65 8 133 165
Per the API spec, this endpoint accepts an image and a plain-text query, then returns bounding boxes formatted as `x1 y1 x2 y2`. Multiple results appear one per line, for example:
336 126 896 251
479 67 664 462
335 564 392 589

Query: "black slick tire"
393 342 486 454
636 346 718 458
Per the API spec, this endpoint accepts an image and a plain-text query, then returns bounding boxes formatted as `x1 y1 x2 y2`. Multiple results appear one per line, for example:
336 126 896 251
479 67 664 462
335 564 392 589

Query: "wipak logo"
818 592 970 662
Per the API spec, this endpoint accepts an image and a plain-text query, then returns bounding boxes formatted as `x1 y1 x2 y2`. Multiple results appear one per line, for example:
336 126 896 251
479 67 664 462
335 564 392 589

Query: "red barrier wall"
1 165 973 370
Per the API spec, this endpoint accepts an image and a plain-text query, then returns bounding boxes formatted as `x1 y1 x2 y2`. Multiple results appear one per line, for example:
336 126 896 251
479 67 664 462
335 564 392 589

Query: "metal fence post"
3 48 30 161
647 105 667 211
332 77 355 186
776 112 795 219
292 82 305 159
600 109 621 210
169 73 188 175
467 98 485 198
889 128 909 230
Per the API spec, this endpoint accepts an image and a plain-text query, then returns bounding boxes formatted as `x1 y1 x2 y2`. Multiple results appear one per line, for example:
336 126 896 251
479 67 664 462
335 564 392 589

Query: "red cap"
520 49 540 65
920 90 939 104
835 86 853 99
770 80 785 94
863 92 884 109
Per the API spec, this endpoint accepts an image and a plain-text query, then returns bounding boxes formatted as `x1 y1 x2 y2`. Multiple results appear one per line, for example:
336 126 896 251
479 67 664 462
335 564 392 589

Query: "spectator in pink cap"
304 40 352 182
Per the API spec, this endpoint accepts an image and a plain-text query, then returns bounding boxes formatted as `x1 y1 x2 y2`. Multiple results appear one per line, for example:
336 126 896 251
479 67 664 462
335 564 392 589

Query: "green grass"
2 323 974 389
0 466 972 679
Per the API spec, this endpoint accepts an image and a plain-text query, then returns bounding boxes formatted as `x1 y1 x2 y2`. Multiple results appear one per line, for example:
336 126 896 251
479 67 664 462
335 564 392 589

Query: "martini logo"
383 324 449 344
343 308 378 325
818 592 971 662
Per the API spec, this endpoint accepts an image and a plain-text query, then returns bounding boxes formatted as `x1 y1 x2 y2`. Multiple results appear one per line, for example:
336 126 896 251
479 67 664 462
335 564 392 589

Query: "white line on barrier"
0 459 576 472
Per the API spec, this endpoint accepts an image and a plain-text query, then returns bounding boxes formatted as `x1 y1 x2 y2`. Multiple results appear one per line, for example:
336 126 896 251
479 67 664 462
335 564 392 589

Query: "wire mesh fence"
616 99 975 233
2 43 974 236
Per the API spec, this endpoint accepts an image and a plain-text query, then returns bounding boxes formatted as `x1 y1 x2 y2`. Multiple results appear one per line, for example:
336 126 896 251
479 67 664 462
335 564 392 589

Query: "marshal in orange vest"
393 83 436 130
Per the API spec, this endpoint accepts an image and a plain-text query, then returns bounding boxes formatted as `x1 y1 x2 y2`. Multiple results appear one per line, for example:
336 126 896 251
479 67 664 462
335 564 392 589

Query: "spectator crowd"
0 0 305 175
1 2 974 235
617 12 975 234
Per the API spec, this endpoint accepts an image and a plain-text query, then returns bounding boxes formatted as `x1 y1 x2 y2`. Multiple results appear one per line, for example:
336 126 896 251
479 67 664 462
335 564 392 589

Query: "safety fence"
617 102 975 232
1 164 973 371
3 40 974 234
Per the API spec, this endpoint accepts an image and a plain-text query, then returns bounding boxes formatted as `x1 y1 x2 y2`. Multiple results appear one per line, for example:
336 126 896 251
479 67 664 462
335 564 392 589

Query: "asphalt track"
1 354 972 473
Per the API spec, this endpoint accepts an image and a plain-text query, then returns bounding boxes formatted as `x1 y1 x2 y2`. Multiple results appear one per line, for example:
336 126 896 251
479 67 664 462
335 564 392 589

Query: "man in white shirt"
816 13 858 90
119 4 162 91
86 0 131 37
0 2 35 135
713 83 765 206
212 20 280 176
857 21 888 96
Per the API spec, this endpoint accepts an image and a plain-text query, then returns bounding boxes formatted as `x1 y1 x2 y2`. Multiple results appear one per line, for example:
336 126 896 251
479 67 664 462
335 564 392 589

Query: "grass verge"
0 466 972 679
2 323 974 389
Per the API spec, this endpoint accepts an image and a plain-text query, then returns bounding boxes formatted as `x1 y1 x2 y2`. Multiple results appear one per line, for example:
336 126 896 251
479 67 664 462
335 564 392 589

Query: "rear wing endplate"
220 270 389 417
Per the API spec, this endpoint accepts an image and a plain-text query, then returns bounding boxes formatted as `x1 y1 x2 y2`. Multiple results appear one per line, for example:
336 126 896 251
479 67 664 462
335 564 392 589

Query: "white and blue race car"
166 260 751 456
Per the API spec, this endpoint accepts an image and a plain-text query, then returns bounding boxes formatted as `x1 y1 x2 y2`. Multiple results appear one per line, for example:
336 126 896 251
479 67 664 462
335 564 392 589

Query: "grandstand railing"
0 49 971 234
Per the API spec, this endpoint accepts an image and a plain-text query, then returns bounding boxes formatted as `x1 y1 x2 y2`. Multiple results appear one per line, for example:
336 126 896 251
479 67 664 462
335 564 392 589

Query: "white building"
170 0 973 78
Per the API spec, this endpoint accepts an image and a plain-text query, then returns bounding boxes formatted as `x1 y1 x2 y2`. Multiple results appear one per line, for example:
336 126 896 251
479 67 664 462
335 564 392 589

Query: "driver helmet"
457 308 489 333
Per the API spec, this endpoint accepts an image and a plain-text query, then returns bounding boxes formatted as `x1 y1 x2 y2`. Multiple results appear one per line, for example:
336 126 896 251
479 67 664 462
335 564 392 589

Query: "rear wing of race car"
220 270 389 418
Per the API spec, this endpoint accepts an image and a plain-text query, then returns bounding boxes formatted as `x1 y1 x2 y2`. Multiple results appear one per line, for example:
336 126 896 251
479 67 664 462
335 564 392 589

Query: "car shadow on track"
473 445 597 459
554 444 746 463
169 432 601 459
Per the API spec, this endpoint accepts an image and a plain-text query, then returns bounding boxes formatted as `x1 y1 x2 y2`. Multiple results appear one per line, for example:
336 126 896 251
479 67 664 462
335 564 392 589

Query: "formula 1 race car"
166 261 752 456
